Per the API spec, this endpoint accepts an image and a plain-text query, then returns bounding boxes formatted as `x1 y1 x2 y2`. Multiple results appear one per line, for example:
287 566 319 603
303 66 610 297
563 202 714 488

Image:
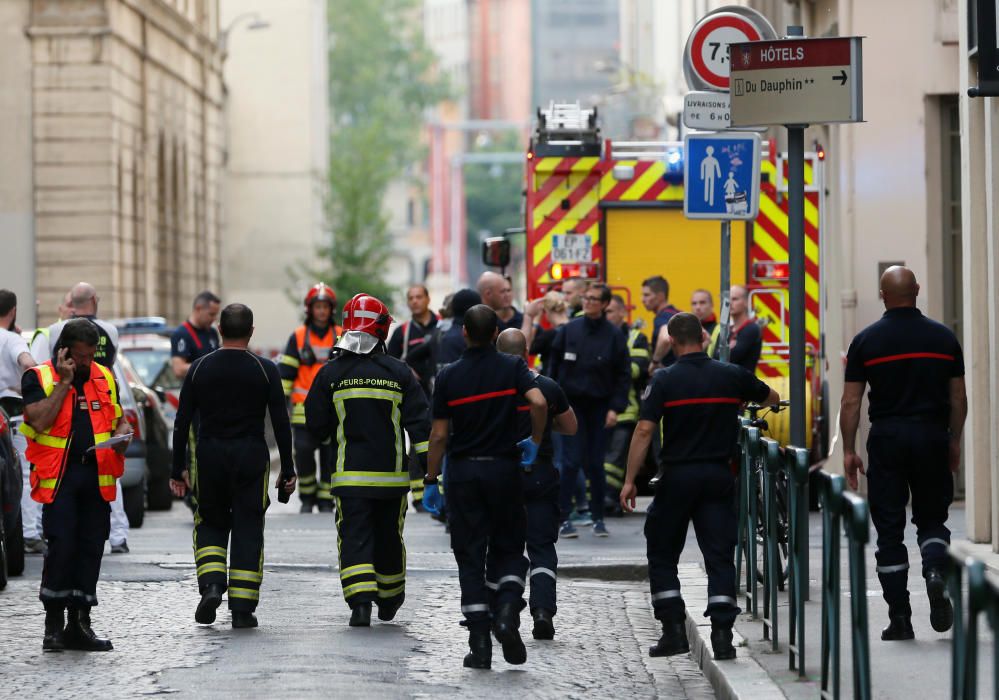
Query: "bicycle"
745 400 791 591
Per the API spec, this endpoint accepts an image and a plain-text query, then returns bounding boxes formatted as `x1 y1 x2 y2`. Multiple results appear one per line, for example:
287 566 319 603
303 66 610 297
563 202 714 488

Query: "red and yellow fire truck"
514 102 826 453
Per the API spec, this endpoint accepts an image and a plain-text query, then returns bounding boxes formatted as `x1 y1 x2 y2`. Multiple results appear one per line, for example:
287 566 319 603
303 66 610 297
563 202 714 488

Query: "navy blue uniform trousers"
560 398 609 520
447 459 528 632
645 462 740 628
487 460 560 614
867 419 953 616
40 461 110 610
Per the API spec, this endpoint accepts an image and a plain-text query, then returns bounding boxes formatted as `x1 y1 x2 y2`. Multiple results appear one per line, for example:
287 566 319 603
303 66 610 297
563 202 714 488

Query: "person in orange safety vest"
20 319 132 652
278 283 342 513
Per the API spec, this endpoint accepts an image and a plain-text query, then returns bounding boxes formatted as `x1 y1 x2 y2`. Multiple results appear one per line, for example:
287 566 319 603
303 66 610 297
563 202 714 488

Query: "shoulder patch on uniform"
641 385 652 401
177 338 186 353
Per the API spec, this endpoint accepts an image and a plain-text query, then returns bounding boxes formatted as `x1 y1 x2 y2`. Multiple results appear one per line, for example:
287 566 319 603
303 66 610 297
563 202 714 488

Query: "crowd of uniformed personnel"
0 261 966 668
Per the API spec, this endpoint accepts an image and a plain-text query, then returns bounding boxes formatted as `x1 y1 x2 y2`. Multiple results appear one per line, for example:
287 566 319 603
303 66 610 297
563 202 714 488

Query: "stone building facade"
0 0 223 327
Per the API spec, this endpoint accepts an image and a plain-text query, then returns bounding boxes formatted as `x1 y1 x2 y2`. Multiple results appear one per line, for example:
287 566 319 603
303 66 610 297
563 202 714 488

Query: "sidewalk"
712 504 994 700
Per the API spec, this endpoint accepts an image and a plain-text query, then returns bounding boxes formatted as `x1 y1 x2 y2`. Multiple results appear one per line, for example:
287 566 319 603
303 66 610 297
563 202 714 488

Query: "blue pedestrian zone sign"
683 132 762 221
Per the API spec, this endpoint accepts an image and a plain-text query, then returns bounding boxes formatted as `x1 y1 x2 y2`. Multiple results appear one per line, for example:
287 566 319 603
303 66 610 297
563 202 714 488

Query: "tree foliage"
463 132 524 281
298 0 452 303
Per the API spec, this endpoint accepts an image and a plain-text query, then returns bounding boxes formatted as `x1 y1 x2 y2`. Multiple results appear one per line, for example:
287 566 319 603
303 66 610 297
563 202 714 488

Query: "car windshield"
122 348 181 390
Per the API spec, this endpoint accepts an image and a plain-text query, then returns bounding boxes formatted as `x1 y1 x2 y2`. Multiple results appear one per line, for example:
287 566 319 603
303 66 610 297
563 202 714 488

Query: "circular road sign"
683 11 769 92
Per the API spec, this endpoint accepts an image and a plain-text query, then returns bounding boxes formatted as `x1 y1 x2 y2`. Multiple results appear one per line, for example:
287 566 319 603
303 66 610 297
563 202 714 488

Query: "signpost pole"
719 221 732 362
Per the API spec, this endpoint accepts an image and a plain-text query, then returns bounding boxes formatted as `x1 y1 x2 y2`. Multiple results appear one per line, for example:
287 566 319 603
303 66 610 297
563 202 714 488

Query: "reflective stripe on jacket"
279 325 339 425
20 361 124 504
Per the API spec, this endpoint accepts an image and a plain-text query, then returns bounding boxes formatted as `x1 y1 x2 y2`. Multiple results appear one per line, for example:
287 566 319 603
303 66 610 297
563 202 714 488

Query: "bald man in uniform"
477 272 523 332
841 266 967 641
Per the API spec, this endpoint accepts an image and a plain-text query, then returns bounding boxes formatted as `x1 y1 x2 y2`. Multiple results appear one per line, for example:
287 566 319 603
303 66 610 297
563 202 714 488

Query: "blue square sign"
683 132 762 221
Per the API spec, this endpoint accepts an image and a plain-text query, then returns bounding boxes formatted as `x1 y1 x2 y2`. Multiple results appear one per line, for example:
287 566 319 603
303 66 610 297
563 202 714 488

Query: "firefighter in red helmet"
304 294 431 626
278 283 341 513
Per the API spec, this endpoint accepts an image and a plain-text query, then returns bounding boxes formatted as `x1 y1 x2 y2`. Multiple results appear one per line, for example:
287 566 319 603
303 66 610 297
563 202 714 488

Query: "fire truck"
488 102 827 455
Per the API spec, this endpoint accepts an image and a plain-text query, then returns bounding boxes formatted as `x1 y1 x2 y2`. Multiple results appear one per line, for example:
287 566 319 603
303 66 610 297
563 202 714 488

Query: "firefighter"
279 284 340 513
549 283 630 538
621 312 778 661
426 305 547 669
643 275 681 369
709 285 762 372
496 328 576 640
690 289 718 336
304 293 431 626
840 266 967 640
602 294 650 514
21 319 133 651
387 284 437 507
170 304 296 629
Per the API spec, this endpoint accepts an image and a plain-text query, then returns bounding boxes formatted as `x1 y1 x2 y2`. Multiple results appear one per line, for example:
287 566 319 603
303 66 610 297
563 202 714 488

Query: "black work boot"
42 605 66 652
531 608 555 640
350 602 372 627
64 608 113 651
650 621 690 657
492 602 527 665
377 595 404 622
710 625 737 660
317 500 334 513
881 614 915 641
299 495 316 513
926 569 954 633
231 611 258 628
195 583 225 625
463 628 492 669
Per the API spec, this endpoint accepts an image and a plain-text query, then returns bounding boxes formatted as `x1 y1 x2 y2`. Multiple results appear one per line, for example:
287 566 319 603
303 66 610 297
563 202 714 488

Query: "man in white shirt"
0 290 44 552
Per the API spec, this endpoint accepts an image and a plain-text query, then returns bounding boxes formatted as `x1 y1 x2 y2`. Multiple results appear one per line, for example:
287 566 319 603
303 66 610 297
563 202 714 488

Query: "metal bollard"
760 437 781 651
786 446 809 677
819 472 844 700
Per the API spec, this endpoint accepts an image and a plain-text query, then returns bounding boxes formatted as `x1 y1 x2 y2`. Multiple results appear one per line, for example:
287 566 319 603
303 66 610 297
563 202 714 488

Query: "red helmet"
304 283 336 309
342 293 392 341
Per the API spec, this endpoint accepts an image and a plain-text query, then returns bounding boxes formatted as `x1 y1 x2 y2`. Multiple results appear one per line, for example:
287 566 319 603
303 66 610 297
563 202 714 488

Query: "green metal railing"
735 422 761 618
760 437 781 651
818 471 872 700
785 446 810 677
948 546 999 699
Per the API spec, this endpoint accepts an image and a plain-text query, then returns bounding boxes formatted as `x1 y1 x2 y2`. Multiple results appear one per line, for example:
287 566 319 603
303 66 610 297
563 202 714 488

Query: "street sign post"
683 132 762 221
729 36 863 127
683 9 776 93
684 131 762 362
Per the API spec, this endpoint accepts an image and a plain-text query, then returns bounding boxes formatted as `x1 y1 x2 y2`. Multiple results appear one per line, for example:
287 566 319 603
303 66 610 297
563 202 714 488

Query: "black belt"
874 414 946 426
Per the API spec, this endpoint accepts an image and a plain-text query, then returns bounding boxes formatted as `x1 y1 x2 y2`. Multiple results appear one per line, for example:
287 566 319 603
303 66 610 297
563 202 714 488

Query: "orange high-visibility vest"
287 325 339 424
20 361 125 504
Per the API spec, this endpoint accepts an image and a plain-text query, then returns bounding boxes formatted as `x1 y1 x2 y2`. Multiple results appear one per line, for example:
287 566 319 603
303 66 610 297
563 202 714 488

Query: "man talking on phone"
170 304 296 629
21 319 133 651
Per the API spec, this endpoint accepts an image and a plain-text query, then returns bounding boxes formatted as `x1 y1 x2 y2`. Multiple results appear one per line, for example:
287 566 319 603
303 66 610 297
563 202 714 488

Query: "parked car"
0 407 24 588
112 358 149 529
117 353 173 511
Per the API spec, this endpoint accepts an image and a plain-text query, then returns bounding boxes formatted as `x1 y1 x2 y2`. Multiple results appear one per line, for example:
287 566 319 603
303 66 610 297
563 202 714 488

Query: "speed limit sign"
683 8 776 92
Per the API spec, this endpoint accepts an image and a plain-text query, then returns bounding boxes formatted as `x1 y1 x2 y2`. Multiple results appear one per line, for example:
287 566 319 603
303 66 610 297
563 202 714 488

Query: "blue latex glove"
518 437 540 469
422 483 442 515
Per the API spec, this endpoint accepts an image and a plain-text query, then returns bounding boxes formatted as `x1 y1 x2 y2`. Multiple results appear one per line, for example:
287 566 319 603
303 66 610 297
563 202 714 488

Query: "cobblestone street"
0 487 715 698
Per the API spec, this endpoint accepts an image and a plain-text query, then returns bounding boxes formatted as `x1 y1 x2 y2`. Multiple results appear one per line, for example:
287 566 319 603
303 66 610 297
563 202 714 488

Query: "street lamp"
219 12 270 54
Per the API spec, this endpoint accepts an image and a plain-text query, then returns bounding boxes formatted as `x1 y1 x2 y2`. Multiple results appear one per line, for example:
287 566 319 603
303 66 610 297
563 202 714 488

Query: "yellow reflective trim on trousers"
298 474 317 484
340 563 375 579
342 581 378 597
413 441 429 454
196 546 227 560
230 568 263 583
281 379 294 395
278 355 300 369
377 584 405 598
197 563 227 576
228 587 260 601
409 479 424 489
332 473 410 488
630 347 649 358
376 571 405 585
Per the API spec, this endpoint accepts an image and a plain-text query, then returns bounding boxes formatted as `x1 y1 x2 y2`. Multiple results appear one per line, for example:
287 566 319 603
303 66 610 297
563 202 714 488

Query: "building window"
940 95 962 337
